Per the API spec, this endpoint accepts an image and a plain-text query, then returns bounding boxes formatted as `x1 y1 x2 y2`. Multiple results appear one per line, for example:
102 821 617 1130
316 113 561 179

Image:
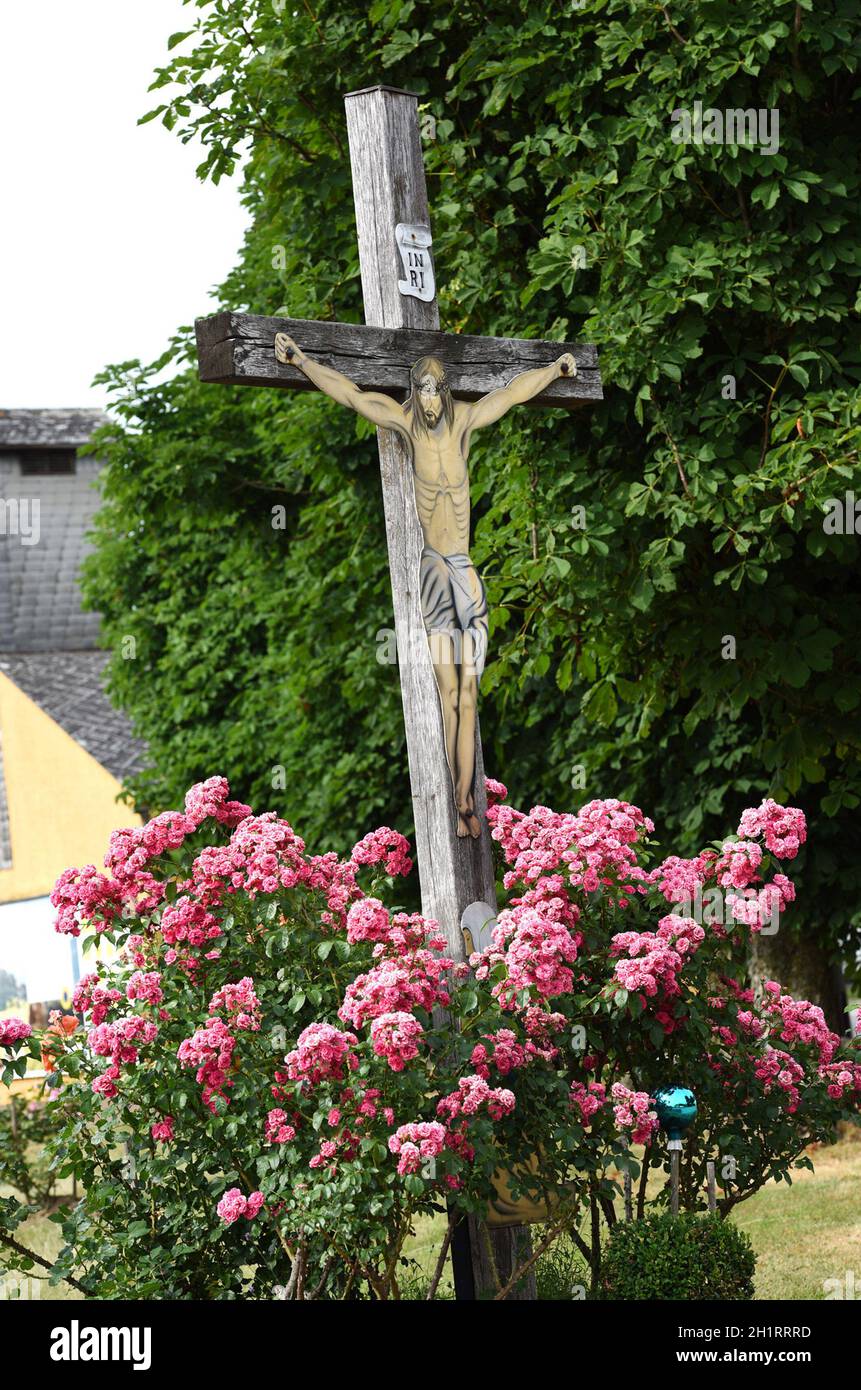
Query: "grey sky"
0 0 248 409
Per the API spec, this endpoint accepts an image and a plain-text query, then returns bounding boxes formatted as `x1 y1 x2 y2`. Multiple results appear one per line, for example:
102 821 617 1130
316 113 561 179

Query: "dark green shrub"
602 1212 756 1301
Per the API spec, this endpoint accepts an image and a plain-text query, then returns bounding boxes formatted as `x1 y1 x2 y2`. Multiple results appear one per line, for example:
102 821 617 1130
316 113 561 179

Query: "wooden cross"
195 84 602 1297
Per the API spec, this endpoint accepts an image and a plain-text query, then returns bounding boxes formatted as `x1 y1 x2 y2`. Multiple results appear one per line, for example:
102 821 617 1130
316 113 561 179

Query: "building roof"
0 652 144 783
0 409 109 653
0 408 109 450
0 453 104 652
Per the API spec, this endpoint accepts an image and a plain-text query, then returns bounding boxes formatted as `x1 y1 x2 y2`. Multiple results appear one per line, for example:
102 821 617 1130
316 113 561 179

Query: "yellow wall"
0 672 140 903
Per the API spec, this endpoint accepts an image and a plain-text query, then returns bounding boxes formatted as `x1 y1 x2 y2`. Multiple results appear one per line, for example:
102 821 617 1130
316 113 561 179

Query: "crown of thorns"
411 358 448 388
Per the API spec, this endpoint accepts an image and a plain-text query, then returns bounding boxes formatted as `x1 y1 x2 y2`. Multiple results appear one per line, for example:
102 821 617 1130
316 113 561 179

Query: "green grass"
401 1129 861 1300
2 1204 84 1302
732 1128 861 1299
1 1149 82 1302
4 1130 859 1299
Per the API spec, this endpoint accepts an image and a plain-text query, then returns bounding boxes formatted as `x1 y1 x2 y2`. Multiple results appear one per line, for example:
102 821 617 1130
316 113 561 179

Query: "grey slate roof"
0 408 109 450
0 651 144 783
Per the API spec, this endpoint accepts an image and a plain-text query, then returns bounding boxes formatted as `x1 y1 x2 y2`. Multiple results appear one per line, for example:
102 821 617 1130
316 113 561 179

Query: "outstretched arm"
463 353 577 433
275 333 407 435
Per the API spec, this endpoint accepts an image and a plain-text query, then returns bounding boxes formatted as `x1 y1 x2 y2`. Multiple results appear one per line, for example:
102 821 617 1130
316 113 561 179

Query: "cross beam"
195 312 602 408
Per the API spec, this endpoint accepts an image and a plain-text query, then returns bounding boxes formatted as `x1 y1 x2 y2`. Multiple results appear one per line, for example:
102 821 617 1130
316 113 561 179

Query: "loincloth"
419 546 488 679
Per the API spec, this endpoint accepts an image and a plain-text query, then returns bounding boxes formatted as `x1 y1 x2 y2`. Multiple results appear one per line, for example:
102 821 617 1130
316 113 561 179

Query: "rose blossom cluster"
725 873 796 932
760 981 838 1065
0 1017 32 1046
184 777 252 828
436 1074 516 1122
754 1047 805 1111
644 803 807 936
570 1079 607 1125
216 1187 264 1225
510 874 582 931
176 1017 236 1111
344 898 444 959
177 976 263 1109
610 915 705 1000
488 797 653 896
159 897 222 958
208 977 261 1032
369 1012 424 1071
611 1083 659 1144
819 1060 861 1100
485 777 508 808
737 799 806 859
265 1107 297 1144
706 977 861 1120
73 974 123 1026
88 1016 159 1100
72 779 251 939
126 971 163 1008
106 777 251 886
490 903 581 1005
385 912 448 957
339 949 452 1029
522 1006 568 1063
648 850 717 905
52 775 417 959
51 865 127 938
344 897 392 946
187 813 308 906
716 840 763 891
51 777 249 939
471 1029 527 1079
284 1022 359 1088
350 827 413 878
388 1120 447 1175
150 1115 174 1142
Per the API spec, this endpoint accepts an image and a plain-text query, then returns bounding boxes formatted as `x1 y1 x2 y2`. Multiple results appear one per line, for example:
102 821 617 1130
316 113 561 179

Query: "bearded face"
409 357 453 435
418 373 443 427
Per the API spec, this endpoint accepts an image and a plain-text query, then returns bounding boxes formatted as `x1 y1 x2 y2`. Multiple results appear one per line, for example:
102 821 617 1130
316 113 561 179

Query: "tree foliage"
84 0 861 992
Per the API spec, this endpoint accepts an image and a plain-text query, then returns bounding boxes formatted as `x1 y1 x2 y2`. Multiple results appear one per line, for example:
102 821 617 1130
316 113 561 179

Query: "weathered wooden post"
343 83 525 1300
341 85 499 985
670 1150 680 1217
707 1159 717 1214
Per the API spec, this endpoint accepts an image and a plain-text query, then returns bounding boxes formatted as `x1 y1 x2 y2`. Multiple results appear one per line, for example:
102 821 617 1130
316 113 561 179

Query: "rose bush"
1 776 858 1299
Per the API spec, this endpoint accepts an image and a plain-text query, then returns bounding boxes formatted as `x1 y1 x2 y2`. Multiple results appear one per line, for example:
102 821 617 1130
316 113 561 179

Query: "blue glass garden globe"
653 1085 697 1142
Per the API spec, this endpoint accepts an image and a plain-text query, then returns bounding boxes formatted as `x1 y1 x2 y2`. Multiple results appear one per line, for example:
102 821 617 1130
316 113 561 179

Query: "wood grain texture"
195 312 602 408
343 85 500 969
343 85 535 1301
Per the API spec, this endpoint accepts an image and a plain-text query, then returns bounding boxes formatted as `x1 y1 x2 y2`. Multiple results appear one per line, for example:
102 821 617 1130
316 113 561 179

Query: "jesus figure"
275 331 575 839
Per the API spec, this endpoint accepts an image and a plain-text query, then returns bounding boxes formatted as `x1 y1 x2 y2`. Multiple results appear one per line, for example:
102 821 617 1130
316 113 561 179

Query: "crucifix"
195 84 602 1298
271 331 578 839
